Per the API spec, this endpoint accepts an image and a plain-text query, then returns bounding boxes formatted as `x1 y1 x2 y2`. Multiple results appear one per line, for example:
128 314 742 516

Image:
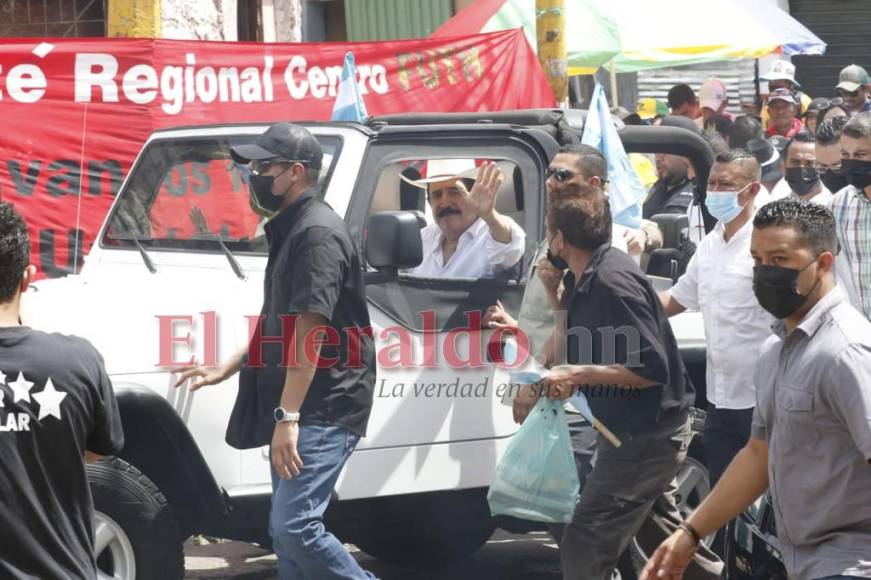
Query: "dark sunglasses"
838 89 861 98
250 159 309 175
546 167 577 182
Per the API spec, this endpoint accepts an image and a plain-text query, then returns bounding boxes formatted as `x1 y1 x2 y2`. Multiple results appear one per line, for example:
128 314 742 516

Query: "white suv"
23 110 711 579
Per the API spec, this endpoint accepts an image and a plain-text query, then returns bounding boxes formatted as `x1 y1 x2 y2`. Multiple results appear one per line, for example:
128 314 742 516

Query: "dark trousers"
703 405 753 561
547 411 598 545
559 415 694 579
703 405 754 487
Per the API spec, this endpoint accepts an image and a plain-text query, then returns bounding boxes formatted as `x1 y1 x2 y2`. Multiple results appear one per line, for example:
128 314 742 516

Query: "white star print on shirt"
33 378 67 421
9 372 34 404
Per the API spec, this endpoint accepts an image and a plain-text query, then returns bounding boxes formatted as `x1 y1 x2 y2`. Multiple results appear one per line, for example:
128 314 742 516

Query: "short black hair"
714 149 761 181
843 112 871 140
818 104 850 122
815 116 849 146
0 202 30 303
547 194 612 251
667 84 696 110
782 131 816 160
753 198 837 255
705 114 733 140
557 144 608 181
729 116 763 150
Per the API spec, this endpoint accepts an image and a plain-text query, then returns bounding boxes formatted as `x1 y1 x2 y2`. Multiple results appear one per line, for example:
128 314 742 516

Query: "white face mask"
705 184 750 224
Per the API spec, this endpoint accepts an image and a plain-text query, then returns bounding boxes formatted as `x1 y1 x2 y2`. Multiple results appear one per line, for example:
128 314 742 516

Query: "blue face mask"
705 185 749 224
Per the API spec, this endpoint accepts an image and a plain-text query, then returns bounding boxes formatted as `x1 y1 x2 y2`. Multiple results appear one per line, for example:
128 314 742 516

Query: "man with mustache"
407 159 525 278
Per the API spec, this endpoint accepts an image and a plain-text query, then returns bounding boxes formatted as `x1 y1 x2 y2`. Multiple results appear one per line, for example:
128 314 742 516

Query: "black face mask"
820 168 849 193
842 158 871 191
249 172 288 214
546 233 569 270
752 260 818 319
785 166 820 197
546 248 569 270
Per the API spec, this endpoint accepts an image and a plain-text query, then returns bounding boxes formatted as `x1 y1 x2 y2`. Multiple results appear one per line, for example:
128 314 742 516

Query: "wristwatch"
273 407 300 423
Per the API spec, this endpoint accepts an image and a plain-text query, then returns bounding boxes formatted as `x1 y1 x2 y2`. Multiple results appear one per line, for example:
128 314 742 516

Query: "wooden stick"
591 418 622 448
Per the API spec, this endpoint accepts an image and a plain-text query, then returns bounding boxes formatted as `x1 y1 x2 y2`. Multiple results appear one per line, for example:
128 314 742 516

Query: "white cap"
699 79 727 111
762 60 801 89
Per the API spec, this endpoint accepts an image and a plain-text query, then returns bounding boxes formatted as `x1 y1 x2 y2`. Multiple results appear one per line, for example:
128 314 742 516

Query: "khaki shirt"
751 287 871 580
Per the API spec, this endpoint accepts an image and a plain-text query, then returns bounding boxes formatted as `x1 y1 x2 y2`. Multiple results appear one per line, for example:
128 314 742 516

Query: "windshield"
101 134 341 255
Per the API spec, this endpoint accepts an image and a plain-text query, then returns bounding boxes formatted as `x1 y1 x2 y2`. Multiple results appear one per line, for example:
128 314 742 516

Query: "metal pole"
610 60 619 108
536 0 568 105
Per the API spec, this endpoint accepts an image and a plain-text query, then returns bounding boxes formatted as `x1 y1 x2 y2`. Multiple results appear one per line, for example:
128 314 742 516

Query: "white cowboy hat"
399 158 478 190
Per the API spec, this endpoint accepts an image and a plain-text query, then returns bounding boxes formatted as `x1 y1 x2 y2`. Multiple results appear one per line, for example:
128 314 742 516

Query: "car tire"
352 516 495 565
623 452 714 578
88 457 185 580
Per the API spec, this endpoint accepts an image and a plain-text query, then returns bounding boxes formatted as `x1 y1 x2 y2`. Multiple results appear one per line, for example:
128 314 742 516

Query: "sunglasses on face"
546 167 577 182
838 89 861 99
250 159 308 175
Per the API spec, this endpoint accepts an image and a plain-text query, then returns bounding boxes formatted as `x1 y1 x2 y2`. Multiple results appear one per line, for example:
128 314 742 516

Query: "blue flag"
581 84 646 228
330 52 369 123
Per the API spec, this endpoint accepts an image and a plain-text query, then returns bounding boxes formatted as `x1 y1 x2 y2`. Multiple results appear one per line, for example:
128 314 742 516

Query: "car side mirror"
365 211 423 284
649 213 689 250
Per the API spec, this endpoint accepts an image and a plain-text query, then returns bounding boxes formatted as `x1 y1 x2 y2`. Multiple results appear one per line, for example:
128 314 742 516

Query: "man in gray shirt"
642 199 871 580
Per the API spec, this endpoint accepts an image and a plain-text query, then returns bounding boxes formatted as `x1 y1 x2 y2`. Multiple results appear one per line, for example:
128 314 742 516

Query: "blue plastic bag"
487 398 580 523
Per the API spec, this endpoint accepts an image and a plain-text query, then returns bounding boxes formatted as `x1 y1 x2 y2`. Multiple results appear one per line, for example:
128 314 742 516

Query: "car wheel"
620 455 714 579
352 517 495 565
88 457 185 580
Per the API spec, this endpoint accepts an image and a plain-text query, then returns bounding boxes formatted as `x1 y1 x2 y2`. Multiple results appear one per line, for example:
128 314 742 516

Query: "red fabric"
432 0 509 37
0 31 555 278
766 117 804 138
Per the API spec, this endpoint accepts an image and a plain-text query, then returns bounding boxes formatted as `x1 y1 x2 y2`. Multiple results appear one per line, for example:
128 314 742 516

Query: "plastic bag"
487 398 580 523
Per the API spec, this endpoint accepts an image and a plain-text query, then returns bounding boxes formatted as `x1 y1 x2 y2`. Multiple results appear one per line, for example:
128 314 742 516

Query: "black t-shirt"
642 176 696 218
563 245 694 434
0 326 124 580
227 190 376 449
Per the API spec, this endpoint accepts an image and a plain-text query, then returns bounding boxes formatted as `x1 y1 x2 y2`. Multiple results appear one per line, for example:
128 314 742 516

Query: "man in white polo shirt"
659 150 775 487
406 159 526 279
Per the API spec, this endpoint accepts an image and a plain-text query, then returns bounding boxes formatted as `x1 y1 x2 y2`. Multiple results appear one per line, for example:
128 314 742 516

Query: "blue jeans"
269 424 377 580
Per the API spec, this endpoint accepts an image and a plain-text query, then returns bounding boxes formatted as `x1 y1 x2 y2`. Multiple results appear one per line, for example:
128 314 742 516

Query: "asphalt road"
184 530 562 579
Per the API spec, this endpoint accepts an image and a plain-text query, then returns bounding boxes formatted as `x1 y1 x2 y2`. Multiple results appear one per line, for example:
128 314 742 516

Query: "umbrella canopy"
432 0 620 74
432 0 826 73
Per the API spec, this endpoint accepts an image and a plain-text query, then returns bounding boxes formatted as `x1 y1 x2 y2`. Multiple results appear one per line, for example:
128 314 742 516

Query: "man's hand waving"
458 162 504 219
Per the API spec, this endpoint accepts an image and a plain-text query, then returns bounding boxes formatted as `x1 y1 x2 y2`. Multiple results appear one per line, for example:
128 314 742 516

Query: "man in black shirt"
540 194 714 579
177 123 376 579
0 202 124 579
643 152 696 218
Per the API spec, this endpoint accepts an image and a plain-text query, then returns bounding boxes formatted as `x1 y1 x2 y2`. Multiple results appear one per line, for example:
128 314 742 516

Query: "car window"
101 136 341 255
368 158 526 282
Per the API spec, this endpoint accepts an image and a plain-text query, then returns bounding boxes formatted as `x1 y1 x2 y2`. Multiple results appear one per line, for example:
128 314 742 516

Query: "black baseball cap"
747 137 782 183
231 122 323 169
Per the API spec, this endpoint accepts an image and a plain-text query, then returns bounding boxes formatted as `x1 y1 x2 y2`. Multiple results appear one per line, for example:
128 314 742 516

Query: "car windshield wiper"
212 235 247 281
114 232 157 273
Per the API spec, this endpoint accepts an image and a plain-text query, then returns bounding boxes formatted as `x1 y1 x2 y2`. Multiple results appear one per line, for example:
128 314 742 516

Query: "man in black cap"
747 137 786 196
177 123 377 579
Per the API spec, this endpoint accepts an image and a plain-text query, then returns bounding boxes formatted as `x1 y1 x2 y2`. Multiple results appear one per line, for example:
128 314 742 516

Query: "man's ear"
587 176 602 189
818 251 835 274
739 182 761 207
20 265 36 294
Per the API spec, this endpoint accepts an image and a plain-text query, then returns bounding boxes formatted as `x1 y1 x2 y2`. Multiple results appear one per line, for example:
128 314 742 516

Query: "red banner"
0 30 555 278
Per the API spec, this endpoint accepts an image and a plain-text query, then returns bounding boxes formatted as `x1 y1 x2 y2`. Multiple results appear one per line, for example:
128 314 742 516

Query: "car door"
343 125 557 457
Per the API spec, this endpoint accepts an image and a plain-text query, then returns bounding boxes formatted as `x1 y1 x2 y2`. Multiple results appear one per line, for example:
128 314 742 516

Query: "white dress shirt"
769 177 833 205
409 216 526 278
670 217 775 409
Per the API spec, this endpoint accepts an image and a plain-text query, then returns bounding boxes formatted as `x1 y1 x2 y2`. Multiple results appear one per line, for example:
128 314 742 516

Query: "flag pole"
609 60 619 108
